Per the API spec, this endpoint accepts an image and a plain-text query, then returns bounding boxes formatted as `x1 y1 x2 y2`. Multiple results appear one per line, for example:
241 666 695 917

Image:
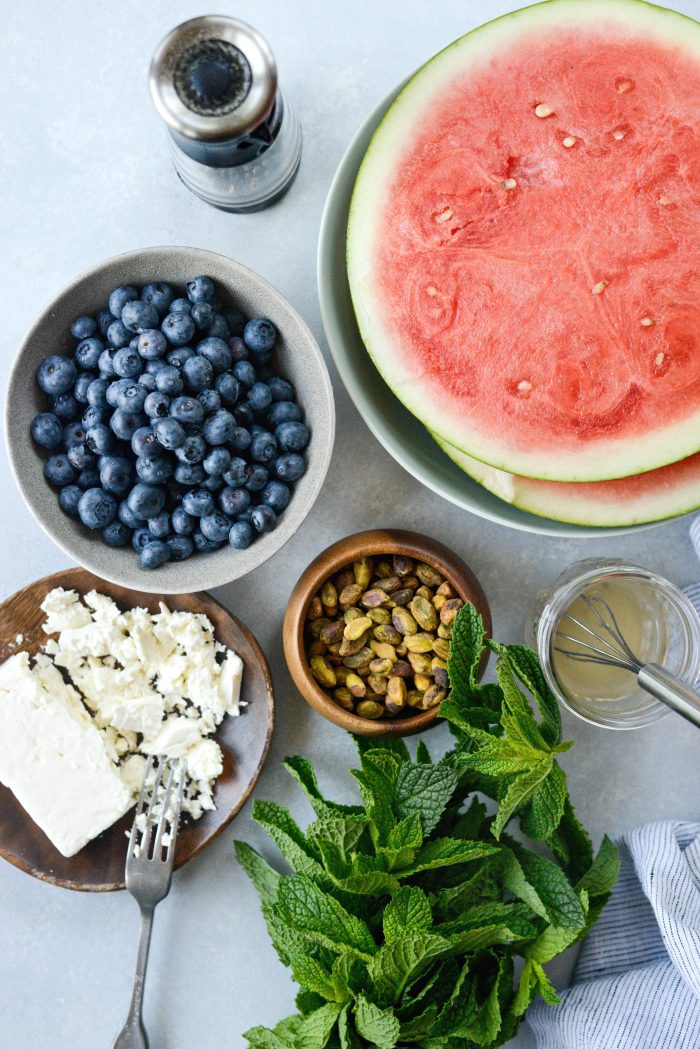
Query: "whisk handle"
638 664 700 728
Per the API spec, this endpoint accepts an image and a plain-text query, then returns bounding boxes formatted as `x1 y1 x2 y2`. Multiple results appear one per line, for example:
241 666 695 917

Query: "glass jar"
527 558 700 730
149 16 302 212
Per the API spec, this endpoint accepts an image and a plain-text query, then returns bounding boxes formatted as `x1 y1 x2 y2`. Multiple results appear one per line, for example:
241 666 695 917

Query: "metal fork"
112 756 186 1049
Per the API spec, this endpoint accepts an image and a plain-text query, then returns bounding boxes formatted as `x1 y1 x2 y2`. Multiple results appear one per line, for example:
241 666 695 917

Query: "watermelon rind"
431 430 700 527
347 0 700 483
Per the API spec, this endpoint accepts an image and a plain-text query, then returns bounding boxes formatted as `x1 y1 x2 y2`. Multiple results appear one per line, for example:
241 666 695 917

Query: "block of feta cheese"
0 652 133 857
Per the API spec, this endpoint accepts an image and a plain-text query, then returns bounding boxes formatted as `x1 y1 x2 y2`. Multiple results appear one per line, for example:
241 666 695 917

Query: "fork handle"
639 664 700 728
112 906 154 1049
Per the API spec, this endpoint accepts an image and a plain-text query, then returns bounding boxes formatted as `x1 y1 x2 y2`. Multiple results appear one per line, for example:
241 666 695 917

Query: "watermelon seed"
426 286 438 298
534 103 554 118
501 179 517 190
655 352 666 367
562 136 576 148
640 317 656 327
612 129 626 141
615 78 634 94
592 281 608 295
517 380 532 395
435 208 453 224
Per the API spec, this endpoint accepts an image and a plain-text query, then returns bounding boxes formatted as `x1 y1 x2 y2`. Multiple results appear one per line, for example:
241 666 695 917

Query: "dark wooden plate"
0 567 274 891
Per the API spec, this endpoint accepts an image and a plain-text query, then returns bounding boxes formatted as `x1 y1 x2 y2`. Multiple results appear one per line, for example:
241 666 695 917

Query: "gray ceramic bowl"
7 246 335 593
317 86 654 539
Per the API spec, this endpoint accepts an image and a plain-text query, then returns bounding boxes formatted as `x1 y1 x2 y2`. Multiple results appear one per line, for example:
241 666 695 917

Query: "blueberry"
139 373 157 392
250 424 266 436
116 382 148 413
172 506 196 535
146 358 169 374
129 335 141 350
215 372 240 406
203 447 231 475
132 527 153 553
110 408 144 440
183 355 214 392
186 275 215 303
207 315 229 340
74 337 104 370
192 530 223 552
118 500 141 529
109 285 138 317
229 425 252 452
136 455 174 484
167 394 203 427
199 388 221 414
127 482 165 520
219 486 251 517
144 391 171 419
137 328 168 360
166 534 194 561
131 426 162 458
223 458 248 487
86 423 113 455
197 336 231 373
260 480 291 513
203 474 225 493
71 315 97 340
82 405 106 429
66 442 96 470
229 520 254 549
200 510 231 543
245 464 269 492
250 431 277 463
78 488 117 529
37 355 77 396
63 421 86 447
175 434 206 463
102 520 132 547
251 504 276 534
154 417 186 450
267 377 294 402
106 319 132 349
182 488 215 517
167 346 194 370
139 540 170 570
96 307 116 338
191 303 214 330
273 453 306 482
247 381 272 413
106 378 132 408
244 317 277 354
228 336 249 364
98 349 116 378
268 401 303 425
174 461 206 486
58 484 82 517
161 312 195 347
203 409 237 446
141 282 174 318
77 466 100 490
148 510 170 538
86 377 110 409
50 392 80 421
233 360 255 388
224 307 247 337
276 421 310 453
31 412 63 449
100 456 134 495
234 403 255 429
113 347 143 378
169 298 192 314
155 366 183 396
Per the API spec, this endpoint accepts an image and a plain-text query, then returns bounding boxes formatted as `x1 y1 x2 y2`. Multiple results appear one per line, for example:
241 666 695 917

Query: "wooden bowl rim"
283 529 491 737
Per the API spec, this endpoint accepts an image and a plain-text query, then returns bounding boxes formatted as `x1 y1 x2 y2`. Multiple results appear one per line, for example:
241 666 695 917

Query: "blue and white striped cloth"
529 544 700 1048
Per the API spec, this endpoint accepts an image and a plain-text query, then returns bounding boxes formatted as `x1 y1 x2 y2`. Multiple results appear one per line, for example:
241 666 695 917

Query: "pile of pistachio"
305 554 463 719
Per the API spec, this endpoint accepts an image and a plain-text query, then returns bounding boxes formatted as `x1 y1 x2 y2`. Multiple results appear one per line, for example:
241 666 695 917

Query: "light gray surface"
1 1 699 1047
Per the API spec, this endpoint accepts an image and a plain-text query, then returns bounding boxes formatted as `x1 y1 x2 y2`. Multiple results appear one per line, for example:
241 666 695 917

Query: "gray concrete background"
1 1 699 1045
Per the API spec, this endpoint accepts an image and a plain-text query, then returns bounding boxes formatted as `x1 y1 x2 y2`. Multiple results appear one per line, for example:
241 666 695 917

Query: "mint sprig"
236 603 619 1047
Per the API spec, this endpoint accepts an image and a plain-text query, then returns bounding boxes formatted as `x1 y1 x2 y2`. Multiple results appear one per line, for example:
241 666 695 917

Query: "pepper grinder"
149 15 302 212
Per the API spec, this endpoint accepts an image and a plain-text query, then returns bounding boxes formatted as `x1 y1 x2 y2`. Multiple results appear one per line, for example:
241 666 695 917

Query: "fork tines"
128 755 186 864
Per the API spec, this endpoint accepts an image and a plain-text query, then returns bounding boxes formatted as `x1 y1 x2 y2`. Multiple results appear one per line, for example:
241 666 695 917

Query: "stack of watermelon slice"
347 0 700 526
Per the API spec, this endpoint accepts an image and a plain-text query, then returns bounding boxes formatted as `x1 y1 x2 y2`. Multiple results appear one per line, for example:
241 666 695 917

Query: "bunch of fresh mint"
236 604 619 1048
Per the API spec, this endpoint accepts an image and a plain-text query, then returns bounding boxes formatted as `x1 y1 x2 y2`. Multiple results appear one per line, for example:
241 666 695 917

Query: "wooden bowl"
283 529 491 736
0 567 274 891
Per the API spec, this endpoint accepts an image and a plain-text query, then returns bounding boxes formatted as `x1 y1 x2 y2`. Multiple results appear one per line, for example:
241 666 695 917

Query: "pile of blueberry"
31 276 309 569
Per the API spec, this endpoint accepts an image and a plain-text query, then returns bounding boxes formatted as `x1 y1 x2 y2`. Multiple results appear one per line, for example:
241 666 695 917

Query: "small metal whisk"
555 592 700 727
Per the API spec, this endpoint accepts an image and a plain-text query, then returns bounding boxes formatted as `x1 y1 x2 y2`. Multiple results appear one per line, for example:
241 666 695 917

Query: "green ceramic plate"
317 86 655 538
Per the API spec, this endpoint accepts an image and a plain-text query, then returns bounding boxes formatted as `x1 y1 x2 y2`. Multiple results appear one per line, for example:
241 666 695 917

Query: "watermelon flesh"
431 432 700 527
347 0 700 483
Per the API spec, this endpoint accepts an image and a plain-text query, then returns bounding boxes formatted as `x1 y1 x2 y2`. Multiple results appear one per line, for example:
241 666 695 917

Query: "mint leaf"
378 812 423 870
395 759 459 836
355 735 410 764
338 1005 360 1049
519 761 568 842
367 934 450 1003
275 876 377 959
383 886 432 942
354 996 400 1048
549 797 594 881
298 1003 342 1049
492 760 553 839
448 602 485 694
235 841 280 906
284 756 362 818
244 1025 295 1048
351 750 401 843
493 649 549 752
504 644 562 745
500 849 549 921
307 816 369 862
402 837 499 875
253 800 330 884
288 952 343 1003
513 958 559 1016
514 849 586 929
415 739 432 764
577 835 620 898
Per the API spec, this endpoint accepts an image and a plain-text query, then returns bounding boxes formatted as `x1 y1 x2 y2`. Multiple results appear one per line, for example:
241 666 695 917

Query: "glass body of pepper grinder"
149 15 302 212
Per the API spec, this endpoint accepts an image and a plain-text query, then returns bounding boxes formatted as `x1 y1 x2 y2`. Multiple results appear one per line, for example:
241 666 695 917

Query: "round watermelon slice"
431 431 700 527
347 0 700 482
